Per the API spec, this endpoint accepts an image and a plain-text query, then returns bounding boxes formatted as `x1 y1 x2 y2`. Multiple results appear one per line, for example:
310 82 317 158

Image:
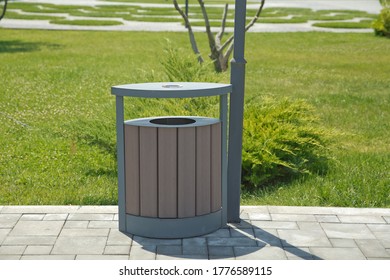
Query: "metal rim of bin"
111 82 231 238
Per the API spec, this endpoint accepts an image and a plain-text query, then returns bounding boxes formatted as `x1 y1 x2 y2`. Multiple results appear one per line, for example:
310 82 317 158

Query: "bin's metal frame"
111 82 231 238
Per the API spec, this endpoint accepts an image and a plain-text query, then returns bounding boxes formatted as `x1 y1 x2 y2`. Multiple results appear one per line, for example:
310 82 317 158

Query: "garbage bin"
112 82 231 238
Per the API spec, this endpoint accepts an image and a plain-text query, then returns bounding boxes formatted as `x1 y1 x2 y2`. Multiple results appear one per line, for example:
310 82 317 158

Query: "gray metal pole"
227 0 247 223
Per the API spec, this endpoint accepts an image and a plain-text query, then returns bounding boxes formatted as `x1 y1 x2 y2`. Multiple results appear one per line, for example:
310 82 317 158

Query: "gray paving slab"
1 206 79 214
251 220 299 229
76 206 117 214
337 215 387 224
76 255 128 260
372 232 390 248
0 229 12 244
183 238 207 255
230 228 255 238
297 222 323 231
284 247 314 260
268 206 390 216
132 236 181 247
59 228 110 237
157 245 182 256
239 212 250 220
367 224 390 232
309 247 366 260
20 214 45 221
202 228 230 237
0 245 26 255
10 221 64 236
329 238 358 248
107 229 133 246
88 221 118 228
129 245 156 260
278 229 332 247
271 214 317 222
52 236 107 255
248 213 272 221
104 245 131 255
208 237 258 247
21 255 75 260
253 228 283 247
0 255 21 260
156 254 208 260
68 213 114 221
315 215 340 223
208 246 235 258
1 205 390 260
0 214 21 228
355 239 390 258
24 245 53 255
235 246 287 260
43 214 69 221
229 220 254 229
2 236 57 246
321 223 377 239
63 220 89 229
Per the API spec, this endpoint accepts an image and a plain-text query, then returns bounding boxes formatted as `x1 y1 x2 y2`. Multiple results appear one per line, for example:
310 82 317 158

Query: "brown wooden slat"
211 122 222 212
139 127 158 217
196 125 211 216
177 127 196 218
158 128 178 218
124 125 140 215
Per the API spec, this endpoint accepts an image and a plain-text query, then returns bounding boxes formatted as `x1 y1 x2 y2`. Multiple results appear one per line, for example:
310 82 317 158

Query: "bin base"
121 210 222 239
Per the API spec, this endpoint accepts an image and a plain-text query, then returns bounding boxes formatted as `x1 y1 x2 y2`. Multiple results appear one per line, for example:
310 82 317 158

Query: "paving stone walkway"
1 205 389 260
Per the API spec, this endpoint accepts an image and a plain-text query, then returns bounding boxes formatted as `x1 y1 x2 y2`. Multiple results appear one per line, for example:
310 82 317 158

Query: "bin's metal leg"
116 96 126 232
220 94 228 227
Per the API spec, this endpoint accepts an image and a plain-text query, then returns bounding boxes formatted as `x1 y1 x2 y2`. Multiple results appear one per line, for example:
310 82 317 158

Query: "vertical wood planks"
124 125 140 216
139 127 158 217
124 120 222 219
158 128 177 218
211 123 222 212
178 127 196 218
196 125 211 216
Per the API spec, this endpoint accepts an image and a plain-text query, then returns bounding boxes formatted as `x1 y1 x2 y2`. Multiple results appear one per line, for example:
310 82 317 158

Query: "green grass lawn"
0 29 389 207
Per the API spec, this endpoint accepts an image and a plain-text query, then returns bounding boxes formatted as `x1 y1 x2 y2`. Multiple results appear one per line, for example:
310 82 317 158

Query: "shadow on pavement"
128 219 322 260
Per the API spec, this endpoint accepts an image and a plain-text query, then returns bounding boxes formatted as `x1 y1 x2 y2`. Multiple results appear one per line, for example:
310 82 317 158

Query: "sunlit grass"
0 29 389 207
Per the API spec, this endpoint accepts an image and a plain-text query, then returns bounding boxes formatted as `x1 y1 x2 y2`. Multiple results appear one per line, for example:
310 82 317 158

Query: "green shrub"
242 98 331 188
137 44 226 118
372 8 390 37
160 44 223 83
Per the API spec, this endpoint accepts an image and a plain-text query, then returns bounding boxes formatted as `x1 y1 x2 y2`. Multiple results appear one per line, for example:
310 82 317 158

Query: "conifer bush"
373 1 390 37
242 98 330 188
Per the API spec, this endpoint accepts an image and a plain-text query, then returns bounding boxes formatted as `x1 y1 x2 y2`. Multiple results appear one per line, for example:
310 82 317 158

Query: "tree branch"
216 4 229 48
245 0 266 31
219 0 265 52
220 41 234 72
173 0 204 63
197 0 218 56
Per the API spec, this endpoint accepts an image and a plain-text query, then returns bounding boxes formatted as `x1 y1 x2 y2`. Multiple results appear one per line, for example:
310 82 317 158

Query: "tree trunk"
172 0 266 72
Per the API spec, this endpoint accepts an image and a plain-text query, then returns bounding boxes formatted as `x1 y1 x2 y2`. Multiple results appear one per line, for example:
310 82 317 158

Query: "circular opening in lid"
150 117 196 126
162 84 183 89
